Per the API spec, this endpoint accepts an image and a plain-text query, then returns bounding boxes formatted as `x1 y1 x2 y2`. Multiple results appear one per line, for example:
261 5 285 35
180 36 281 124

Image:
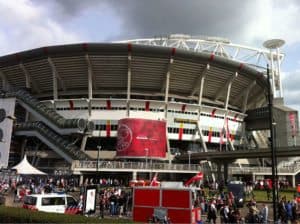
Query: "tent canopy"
11 155 46 175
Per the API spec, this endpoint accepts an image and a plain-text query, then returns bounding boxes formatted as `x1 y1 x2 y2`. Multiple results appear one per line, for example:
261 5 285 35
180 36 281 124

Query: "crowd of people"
97 187 132 218
193 179 299 223
0 172 299 223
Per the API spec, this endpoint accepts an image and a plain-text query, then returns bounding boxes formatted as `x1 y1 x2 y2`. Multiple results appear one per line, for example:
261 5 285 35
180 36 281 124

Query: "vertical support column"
252 173 255 183
276 48 283 98
86 54 93 117
217 163 222 180
242 81 256 113
164 48 175 163
79 174 84 186
127 44 132 117
223 71 239 151
19 63 32 121
80 135 88 152
132 171 137 180
0 71 9 91
270 51 276 97
292 175 296 188
197 64 209 152
20 138 27 159
197 64 209 108
224 72 237 110
48 57 58 109
19 63 31 90
223 162 228 182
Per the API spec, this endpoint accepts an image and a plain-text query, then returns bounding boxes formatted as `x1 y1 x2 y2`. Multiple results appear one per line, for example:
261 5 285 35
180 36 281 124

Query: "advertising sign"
84 185 97 213
116 118 167 158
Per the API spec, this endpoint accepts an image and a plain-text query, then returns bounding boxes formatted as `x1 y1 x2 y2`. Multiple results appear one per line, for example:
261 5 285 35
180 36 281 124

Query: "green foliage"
0 206 132 223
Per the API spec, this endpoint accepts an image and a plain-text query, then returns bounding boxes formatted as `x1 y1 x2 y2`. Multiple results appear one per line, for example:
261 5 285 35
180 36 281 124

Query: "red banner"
116 118 167 158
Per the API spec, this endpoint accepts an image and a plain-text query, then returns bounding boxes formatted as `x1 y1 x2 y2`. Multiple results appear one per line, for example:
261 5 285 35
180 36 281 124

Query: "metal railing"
10 89 94 133
229 162 300 175
15 122 90 161
72 160 203 172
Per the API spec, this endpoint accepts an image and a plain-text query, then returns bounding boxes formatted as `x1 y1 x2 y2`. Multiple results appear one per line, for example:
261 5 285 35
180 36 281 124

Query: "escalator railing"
12 89 94 134
14 122 91 163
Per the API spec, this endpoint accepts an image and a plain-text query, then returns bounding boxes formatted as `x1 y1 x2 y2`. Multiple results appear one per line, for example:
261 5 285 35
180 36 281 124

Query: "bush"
0 206 132 223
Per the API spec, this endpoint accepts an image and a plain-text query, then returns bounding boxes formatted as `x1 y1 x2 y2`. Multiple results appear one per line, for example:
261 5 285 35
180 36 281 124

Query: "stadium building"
0 34 298 183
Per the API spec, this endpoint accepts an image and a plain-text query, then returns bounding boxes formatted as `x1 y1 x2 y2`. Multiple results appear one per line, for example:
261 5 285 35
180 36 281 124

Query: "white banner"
0 98 16 168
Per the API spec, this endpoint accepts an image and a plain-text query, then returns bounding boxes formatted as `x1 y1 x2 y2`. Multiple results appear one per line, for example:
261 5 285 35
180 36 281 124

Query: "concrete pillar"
132 171 137 180
292 175 296 188
224 162 228 182
79 174 84 186
217 163 222 180
80 135 88 151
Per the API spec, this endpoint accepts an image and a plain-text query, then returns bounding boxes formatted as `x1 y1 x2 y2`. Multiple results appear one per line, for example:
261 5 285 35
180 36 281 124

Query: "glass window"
67 197 77 207
42 197 65 206
24 196 37 205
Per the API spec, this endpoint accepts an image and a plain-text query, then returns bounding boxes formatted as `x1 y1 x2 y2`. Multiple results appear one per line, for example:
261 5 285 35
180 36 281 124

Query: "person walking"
259 203 268 224
99 194 105 219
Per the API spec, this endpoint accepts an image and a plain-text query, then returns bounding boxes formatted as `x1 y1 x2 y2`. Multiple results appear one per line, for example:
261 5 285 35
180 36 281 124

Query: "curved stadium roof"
0 43 268 111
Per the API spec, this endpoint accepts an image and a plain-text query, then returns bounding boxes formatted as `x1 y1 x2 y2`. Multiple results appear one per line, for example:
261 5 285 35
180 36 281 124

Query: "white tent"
11 155 46 175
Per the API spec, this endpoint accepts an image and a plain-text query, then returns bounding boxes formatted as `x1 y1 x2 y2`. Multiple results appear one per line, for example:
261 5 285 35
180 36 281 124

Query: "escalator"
14 122 90 163
2 88 94 163
11 89 94 135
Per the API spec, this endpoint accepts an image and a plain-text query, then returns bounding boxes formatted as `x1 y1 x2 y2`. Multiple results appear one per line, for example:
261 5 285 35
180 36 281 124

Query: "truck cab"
227 181 245 208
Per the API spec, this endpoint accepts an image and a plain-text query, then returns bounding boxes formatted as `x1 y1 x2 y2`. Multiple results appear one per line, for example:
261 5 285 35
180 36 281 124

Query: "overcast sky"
1 0 300 113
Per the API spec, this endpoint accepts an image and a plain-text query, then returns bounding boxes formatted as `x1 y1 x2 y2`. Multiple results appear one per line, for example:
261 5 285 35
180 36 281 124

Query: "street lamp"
263 39 284 223
187 150 192 169
266 64 278 223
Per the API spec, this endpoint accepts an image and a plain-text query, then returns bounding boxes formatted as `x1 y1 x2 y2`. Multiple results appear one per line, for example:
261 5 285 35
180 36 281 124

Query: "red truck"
132 186 202 223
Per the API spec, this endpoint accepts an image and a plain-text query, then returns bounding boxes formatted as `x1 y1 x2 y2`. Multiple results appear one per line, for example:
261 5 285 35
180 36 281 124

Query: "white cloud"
281 70 300 113
0 0 80 55
0 0 300 115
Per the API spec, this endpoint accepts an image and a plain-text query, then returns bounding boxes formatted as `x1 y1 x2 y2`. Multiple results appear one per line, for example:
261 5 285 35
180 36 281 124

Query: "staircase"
14 122 91 163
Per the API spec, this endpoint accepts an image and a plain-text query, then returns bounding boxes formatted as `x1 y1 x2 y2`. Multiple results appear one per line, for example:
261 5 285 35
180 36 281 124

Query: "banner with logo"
116 118 167 158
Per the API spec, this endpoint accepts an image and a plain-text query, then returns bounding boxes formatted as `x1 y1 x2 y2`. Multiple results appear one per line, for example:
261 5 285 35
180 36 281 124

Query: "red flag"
69 100 74 110
106 120 111 137
178 123 183 140
208 127 213 143
145 101 150 111
219 127 225 145
184 172 203 186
